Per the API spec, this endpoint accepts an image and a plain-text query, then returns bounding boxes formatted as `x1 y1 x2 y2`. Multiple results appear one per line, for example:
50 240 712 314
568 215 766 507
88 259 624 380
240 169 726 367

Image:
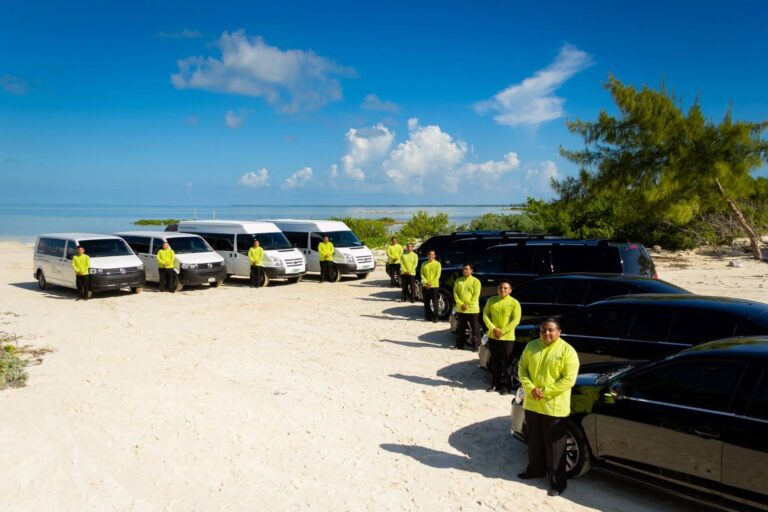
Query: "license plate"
360 263 373 269
208 277 216 283
289 267 301 274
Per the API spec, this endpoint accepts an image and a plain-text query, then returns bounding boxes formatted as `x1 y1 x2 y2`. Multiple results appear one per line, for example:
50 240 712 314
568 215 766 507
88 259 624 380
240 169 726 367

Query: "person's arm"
517 347 535 395
482 299 495 331
72 257 79 273
248 248 256 265
540 345 580 398
470 278 480 306
501 299 522 336
453 280 464 309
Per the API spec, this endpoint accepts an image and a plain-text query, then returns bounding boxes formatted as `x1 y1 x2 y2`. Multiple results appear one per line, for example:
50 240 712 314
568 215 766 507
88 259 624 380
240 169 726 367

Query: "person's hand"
531 388 544 400
461 304 467 311
493 327 502 339
424 284 431 289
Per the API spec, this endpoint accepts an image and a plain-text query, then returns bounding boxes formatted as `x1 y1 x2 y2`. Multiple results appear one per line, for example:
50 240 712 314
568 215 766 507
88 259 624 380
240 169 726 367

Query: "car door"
46 237 68 284
62 240 78 288
234 235 254 276
720 364 768 508
552 279 588 316
594 359 746 496
614 306 674 360
473 247 508 297
308 232 323 272
559 304 629 363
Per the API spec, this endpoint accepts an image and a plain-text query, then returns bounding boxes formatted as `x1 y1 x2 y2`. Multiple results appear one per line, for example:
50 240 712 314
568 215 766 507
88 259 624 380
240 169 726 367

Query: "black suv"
511 336 768 511
449 273 689 333
514 294 768 364
429 240 656 319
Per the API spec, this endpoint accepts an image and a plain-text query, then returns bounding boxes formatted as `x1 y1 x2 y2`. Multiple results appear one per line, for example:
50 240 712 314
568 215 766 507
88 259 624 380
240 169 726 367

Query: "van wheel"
37 270 48 290
260 273 270 287
436 288 453 319
288 275 303 283
210 280 222 288
131 287 143 294
86 290 93 300
329 265 341 283
565 422 592 479
175 281 184 292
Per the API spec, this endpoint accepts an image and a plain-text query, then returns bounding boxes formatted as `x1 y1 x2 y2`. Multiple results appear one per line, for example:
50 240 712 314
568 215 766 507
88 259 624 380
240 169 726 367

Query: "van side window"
197 233 234 251
152 238 167 254
37 237 65 257
310 233 323 251
65 240 77 260
283 231 306 248
122 236 151 254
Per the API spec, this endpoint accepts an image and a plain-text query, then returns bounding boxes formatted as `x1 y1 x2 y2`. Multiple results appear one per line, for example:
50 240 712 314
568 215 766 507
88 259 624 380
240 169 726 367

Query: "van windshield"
79 239 133 257
168 237 213 254
326 230 363 248
238 232 292 251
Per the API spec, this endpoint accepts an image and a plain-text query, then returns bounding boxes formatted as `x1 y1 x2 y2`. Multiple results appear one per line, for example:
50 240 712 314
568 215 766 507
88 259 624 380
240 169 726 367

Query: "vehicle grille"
356 255 373 264
285 258 304 267
91 269 144 285
187 265 224 277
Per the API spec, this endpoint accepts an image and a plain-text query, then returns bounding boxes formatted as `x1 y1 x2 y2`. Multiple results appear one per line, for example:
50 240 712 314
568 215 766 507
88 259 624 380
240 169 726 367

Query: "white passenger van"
173 220 306 286
115 231 226 291
271 219 375 282
33 233 146 297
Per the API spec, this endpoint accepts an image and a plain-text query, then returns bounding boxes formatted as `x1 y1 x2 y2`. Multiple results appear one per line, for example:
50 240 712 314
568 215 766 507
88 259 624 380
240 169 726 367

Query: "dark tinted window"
37 237 66 257
237 233 291 252
551 246 622 274
504 246 538 273
618 245 654 276
557 281 587 305
65 240 77 260
197 233 234 251
153 238 167 254
122 236 151 255
585 281 631 304
475 247 505 273
625 360 745 412
168 236 213 254
79 239 132 257
563 306 627 337
283 231 307 249
310 232 323 251
626 307 668 341
514 280 558 303
418 235 452 256
668 309 736 344
746 369 768 420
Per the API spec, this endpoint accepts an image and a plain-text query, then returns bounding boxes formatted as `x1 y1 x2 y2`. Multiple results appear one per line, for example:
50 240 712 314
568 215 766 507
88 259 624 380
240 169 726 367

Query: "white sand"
2 240 765 512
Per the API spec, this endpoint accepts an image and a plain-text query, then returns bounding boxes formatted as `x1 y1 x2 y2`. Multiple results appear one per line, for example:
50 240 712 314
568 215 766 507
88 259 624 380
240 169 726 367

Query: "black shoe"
547 488 562 497
76 298 81 301
517 472 544 480
432 319 438 323
498 389 510 396
486 386 496 392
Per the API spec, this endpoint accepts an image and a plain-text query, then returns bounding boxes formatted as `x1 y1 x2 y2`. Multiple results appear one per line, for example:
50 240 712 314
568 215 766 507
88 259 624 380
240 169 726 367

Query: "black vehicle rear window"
617 245 655 276
668 309 737 344
551 246 622 274
514 280 558 303
584 281 632 304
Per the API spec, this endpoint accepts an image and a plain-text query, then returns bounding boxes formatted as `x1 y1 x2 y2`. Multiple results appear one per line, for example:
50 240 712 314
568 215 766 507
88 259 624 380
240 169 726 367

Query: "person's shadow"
389 359 488 390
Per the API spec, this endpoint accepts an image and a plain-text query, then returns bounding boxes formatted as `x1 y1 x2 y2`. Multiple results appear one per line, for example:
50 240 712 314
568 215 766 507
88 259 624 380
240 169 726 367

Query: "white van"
33 233 146 297
115 231 226 291
271 219 375 281
173 220 306 286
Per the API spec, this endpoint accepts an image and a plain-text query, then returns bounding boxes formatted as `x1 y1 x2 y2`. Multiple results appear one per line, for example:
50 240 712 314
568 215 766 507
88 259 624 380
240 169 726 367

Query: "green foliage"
456 212 547 233
397 211 454 242
329 217 395 248
0 343 27 389
134 219 180 226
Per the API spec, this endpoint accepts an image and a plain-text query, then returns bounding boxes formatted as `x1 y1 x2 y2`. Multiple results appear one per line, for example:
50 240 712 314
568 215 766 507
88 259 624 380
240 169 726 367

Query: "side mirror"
606 382 624 401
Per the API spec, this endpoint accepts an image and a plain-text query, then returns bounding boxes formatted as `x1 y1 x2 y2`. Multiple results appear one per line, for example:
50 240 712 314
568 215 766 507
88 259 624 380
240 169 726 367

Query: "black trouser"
319 260 333 282
159 268 176 292
400 274 416 302
455 312 481 349
76 274 90 299
386 263 399 286
488 338 518 391
525 409 568 492
250 265 264 287
423 286 439 320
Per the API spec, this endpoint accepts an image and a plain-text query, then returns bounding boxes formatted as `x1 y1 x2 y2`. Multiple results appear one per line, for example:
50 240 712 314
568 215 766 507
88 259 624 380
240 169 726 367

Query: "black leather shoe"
517 472 544 480
498 388 510 396
486 386 496 392
547 488 562 497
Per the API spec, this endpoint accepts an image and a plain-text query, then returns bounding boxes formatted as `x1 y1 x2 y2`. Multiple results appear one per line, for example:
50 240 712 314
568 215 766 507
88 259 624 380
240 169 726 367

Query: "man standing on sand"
400 243 418 303
385 236 403 287
248 239 265 287
482 281 521 395
420 250 441 322
157 241 177 293
72 245 91 301
453 263 481 350
517 318 579 497
318 235 335 283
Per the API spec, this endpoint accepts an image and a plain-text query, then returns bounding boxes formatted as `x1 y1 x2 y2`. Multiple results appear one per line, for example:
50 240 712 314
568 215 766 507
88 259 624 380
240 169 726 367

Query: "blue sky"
1 0 766 205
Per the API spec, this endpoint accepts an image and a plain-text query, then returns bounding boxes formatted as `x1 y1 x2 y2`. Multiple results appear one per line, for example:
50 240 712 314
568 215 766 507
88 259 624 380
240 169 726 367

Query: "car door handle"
694 429 720 440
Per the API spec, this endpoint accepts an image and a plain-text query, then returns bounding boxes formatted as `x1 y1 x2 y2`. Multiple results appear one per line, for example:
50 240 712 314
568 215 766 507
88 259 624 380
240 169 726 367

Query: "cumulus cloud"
444 152 521 193
158 29 202 39
523 161 559 194
171 30 356 113
238 168 270 188
0 75 28 95
341 124 395 181
282 167 314 189
225 110 246 129
474 44 592 127
361 93 398 113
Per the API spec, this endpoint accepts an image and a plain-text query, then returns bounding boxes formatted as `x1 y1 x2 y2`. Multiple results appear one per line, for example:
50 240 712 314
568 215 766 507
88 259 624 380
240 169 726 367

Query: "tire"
565 421 592 479
86 290 93 300
436 288 453 319
175 280 184 292
260 273 270 287
288 275 303 283
391 268 401 287
328 264 341 283
131 287 142 294
210 280 222 288
37 270 48 290
414 282 423 301
358 272 370 280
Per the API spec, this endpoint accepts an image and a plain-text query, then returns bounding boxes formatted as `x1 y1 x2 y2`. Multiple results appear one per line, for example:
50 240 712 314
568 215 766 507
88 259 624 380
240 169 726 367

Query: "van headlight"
272 258 284 267
89 268 104 274
344 254 355 264
515 387 525 405
137 264 144 271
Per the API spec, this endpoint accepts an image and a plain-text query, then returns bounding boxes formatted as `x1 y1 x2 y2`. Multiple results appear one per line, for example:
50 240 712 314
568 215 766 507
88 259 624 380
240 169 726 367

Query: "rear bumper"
90 271 146 291
179 266 227 285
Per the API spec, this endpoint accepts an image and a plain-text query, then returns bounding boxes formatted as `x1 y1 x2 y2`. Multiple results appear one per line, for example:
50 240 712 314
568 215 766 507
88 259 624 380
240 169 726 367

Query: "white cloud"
225 110 245 129
523 161 559 194
282 167 313 189
238 168 270 188
474 44 592 126
158 29 202 39
172 30 356 113
361 93 398 113
341 124 395 181
0 75 28 95
444 152 520 193
383 118 467 193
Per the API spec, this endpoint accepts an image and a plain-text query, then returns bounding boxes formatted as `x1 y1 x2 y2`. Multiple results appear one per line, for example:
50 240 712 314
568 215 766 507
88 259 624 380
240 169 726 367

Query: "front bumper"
336 262 375 275
179 265 227 285
264 266 306 279
90 269 146 292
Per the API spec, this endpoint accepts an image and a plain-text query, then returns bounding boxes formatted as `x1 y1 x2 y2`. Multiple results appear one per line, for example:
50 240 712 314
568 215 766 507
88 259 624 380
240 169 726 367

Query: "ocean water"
0 204 520 241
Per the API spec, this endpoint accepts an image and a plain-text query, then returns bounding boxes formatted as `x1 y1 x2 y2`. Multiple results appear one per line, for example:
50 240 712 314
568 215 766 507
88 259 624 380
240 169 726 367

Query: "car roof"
593 293 768 318
115 231 203 239
270 219 350 231
674 336 768 360
38 233 123 241
529 273 685 289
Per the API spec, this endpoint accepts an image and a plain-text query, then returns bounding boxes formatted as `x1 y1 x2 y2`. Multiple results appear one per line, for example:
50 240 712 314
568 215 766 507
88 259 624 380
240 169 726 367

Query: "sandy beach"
2 240 766 512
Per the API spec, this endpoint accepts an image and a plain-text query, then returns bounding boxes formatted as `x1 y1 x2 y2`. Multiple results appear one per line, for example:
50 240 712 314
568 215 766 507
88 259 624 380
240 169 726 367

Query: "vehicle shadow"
378 330 455 349
360 304 423 321
390 359 487 390
381 416 709 511
8 282 140 300
350 279 392 288
358 290 401 302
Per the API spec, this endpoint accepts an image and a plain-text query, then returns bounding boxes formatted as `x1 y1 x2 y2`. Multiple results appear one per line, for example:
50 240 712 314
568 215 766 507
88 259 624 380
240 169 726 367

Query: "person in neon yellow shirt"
420 250 441 322
248 239 265 287
318 235 335 283
156 241 177 293
482 281 521 395
517 318 579 497
72 245 91 301
399 243 418 303
453 262 481 350
385 236 403 287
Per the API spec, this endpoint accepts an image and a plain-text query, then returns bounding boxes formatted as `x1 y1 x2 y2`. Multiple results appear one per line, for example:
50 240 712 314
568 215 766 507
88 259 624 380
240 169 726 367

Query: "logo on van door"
120 268 126 274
